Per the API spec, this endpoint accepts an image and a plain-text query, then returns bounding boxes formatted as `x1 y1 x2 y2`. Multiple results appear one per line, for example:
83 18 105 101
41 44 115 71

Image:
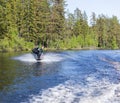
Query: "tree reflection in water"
32 62 61 77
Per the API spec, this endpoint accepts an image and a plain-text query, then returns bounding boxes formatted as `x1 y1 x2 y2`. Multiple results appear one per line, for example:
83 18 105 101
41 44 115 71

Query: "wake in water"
24 50 120 103
11 50 120 103
27 76 120 103
13 53 64 63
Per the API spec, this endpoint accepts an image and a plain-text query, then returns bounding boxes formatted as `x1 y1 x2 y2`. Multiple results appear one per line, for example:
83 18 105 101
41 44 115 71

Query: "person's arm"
40 48 43 53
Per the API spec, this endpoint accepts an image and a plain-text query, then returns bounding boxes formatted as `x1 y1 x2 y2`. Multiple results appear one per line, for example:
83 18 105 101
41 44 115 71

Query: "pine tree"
0 1 7 39
96 15 108 48
48 0 65 48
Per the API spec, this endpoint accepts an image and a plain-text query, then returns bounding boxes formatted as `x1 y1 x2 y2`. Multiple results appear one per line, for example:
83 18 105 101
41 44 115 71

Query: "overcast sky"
65 0 120 20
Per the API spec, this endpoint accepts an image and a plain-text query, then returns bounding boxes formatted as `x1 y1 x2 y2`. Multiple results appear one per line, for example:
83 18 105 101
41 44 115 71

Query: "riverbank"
0 46 115 53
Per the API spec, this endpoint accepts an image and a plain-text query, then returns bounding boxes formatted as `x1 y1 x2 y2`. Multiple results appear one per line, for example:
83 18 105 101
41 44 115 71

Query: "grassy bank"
0 36 34 52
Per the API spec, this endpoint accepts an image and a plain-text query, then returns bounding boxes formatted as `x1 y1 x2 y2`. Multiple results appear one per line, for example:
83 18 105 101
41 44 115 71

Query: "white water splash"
13 53 36 62
13 53 64 63
40 53 63 62
26 78 120 103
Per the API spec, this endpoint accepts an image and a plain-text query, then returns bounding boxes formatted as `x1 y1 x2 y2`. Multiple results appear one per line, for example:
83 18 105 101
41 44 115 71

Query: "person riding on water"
32 44 44 60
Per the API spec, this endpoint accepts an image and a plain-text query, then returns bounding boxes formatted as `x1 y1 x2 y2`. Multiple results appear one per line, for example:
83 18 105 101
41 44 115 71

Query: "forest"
0 0 120 52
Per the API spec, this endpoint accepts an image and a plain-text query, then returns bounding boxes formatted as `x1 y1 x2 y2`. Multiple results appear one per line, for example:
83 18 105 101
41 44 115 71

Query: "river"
0 50 120 103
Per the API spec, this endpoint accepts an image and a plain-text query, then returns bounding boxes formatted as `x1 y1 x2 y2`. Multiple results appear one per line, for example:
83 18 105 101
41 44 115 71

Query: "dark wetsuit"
32 47 43 59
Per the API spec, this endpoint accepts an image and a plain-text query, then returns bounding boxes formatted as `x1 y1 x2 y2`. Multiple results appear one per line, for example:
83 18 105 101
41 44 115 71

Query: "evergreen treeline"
0 0 120 52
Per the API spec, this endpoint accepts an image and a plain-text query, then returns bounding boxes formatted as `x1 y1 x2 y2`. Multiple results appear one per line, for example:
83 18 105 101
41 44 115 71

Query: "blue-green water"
1 50 120 103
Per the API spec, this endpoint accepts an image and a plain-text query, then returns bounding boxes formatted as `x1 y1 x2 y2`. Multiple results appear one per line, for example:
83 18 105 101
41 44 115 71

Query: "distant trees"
0 0 120 51
65 8 120 49
95 15 120 49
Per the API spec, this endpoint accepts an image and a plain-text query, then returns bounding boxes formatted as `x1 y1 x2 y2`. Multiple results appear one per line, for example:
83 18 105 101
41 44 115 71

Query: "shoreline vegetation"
0 45 117 53
0 0 120 53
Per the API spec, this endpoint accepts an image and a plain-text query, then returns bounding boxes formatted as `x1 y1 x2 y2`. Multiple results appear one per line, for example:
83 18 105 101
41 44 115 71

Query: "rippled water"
1 50 120 103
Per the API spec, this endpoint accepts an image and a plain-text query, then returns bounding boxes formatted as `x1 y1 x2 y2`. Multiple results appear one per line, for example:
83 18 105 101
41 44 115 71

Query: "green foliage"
0 0 120 52
0 30 34 52
111 36 118 49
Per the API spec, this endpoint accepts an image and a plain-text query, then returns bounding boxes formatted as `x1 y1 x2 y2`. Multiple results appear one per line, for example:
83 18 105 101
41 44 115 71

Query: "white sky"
65 0 120 20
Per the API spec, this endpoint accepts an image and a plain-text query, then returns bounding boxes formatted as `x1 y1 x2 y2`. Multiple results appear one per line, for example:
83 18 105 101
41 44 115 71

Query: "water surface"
0 50 120 103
